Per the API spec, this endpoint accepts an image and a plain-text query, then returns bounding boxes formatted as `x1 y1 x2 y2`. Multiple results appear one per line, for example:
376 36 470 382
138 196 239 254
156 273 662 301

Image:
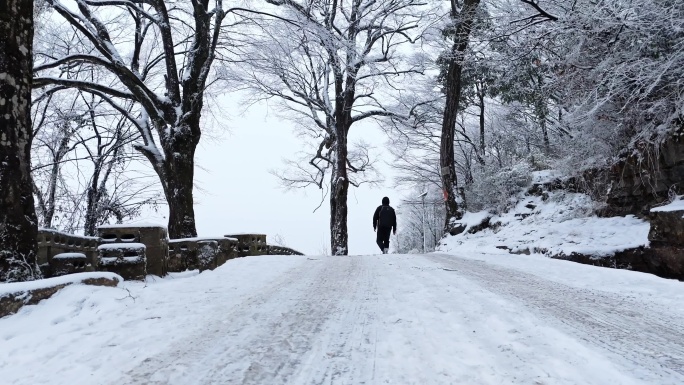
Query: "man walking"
373 197 397 254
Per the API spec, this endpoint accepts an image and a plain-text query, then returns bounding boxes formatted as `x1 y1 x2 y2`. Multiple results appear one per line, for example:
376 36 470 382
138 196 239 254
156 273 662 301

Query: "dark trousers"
376 226 392 251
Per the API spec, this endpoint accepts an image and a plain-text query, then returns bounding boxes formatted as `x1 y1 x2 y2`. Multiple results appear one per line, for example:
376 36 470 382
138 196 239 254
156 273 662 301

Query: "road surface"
111 253 684 385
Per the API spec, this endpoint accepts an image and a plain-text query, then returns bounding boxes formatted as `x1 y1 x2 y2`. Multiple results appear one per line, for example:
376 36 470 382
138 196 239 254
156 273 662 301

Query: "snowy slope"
1 253 683 385
439 175 650 258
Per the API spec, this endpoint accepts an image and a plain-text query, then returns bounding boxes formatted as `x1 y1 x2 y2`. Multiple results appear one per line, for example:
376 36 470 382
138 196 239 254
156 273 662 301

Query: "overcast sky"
142 93 405 256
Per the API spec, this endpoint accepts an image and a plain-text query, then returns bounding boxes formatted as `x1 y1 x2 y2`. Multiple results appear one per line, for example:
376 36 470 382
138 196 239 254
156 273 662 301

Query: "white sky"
141 93 403 256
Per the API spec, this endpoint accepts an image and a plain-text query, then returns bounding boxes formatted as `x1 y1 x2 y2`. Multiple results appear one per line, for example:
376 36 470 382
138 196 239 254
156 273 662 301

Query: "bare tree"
34 0 236 238
0 0 41 282
386 80 483 203
31 93 81 229
236 0 432 255
395 186 445 253
80 104 155 236
385 82 444 190
32 88 161 235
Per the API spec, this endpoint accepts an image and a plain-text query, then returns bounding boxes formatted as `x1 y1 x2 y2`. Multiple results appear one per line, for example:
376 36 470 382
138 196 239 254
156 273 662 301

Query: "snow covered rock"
448 223 467 236
447 211 492 236
606 135 684 216
439 182 654 275
649 198 684 246
633 198 684 279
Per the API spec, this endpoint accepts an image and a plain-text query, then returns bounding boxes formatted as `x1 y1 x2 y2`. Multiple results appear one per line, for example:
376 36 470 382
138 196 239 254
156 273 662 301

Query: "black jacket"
373 204 397 231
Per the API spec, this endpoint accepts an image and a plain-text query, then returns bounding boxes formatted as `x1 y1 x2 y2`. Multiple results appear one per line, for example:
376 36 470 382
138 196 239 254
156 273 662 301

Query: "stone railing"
98 243 147 281
97 224 168 278
267 245 305 256
168 237 239 273
37 228 99 276
36 226 304 281
224 234 269 257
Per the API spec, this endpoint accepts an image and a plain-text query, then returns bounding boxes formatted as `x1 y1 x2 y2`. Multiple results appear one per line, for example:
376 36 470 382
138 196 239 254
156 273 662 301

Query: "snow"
172 236 239 242
0 272 122 298
0 254 682 384
650 195 684 212
97 243 146 251
224 233 265 236
100 256 144 265
438 251 684 308
458 209 491 228
98 222 167 229
52 253 87 260
531 169 562 184
38 228 99 241
441 190 650 258
101 40 125 65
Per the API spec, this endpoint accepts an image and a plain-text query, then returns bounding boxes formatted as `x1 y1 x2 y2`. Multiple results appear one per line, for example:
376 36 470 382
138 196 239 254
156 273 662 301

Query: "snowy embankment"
1 253 683 385
0 272 122 318
0 272 122 298
439 172 651 259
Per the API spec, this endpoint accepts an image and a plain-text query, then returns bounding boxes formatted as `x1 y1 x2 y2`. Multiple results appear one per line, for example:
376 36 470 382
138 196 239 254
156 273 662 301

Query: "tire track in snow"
427 253 684 384
287 256 380 384
118 257 379 385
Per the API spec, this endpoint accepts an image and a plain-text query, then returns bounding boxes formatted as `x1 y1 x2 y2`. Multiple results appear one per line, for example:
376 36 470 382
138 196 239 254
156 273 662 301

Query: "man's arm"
373 206 380 229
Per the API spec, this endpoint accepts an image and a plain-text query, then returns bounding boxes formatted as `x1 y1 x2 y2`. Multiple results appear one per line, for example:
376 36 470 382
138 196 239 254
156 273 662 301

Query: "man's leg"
376 229 384 252
380 227 391 252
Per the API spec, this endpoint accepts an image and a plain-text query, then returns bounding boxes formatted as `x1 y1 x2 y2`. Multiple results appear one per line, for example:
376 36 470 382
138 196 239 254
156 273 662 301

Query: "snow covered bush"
466 160 533 213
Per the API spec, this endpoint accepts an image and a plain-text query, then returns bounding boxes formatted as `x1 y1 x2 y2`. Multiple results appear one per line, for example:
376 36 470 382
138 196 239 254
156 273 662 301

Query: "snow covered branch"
33 78 136 101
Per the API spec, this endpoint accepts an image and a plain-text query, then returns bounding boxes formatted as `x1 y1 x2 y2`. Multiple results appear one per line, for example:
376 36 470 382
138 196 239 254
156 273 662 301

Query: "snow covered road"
2 253 683 385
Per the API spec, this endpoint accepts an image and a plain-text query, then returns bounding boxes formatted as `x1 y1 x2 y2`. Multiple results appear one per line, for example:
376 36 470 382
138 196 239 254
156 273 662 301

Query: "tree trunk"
440 0 480 233
43 132 70 228
83 166 101 236
136 122 199 242
540 116 550 153
161 126 199 240
478 89 486 163
329 125 350 256
43 158 60 228
536 71 551 153
0 0 41 282
463 150 474 185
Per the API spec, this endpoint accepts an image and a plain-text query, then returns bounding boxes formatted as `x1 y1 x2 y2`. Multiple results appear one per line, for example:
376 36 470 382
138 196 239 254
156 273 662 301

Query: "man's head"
382 196 390 205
